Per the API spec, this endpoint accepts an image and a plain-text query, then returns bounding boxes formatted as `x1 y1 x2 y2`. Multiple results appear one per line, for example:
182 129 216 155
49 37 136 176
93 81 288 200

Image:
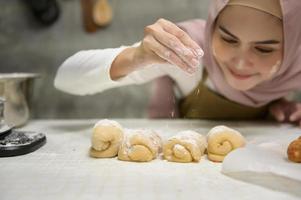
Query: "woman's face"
212 5 284 91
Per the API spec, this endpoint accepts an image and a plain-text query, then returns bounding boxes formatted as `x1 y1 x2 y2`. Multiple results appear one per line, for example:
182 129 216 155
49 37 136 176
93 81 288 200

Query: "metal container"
0 73 39 127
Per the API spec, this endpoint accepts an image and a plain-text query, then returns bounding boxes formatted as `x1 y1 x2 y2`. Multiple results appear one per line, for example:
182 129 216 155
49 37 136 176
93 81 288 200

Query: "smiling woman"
211 4 283 91
54 0 301 125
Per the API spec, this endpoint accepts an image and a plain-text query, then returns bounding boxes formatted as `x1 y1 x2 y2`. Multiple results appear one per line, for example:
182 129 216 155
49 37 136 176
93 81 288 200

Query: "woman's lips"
228 67 255 80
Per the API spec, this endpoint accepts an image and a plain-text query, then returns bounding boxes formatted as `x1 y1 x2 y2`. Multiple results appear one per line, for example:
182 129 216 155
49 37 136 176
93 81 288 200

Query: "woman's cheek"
269 60 281 75
256 52 282 78
264 60 281 79
212 38 233 63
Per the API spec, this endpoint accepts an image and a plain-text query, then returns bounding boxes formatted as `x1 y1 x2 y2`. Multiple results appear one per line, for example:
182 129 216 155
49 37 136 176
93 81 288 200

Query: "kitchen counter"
1 119 300 200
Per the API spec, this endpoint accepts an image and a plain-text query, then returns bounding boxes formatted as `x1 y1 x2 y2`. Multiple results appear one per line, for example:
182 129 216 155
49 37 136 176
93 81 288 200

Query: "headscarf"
227 0 282 19
178 0 301 107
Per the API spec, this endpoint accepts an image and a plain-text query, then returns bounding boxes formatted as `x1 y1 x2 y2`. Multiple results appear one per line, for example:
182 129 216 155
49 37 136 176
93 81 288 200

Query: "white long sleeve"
54 46 128 95
54 44 210 97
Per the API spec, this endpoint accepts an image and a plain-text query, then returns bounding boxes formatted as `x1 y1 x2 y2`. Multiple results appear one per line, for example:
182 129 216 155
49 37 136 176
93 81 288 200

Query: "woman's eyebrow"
219 25 280 45
219 25 238 39
254 40 280 44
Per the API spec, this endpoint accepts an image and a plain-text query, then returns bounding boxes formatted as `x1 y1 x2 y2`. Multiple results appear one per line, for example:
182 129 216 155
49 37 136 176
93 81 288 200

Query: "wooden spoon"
93 0 113 27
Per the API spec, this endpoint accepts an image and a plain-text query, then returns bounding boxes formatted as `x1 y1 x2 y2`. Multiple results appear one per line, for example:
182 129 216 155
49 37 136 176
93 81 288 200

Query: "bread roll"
118 129 162 162
207 125 245 162
90 119 124 158
163 130 206 163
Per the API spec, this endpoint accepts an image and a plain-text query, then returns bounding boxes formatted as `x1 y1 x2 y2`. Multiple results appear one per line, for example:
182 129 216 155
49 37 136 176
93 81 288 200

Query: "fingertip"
289 115 296 122
186 67 196 74
182 66 197 75
277 113 285 122
196 48 204 57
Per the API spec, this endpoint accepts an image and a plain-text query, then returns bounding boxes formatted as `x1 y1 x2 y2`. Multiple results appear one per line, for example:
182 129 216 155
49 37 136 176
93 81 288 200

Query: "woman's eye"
255 47 274 53
221 36 237 44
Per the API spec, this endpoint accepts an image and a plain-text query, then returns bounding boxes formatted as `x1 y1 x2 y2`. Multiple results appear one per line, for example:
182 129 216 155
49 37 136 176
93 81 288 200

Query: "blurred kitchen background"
0 0 209 119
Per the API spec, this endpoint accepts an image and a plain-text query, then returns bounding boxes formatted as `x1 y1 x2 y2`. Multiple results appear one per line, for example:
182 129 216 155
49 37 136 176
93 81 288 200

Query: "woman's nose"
233 49 253 69
236 59 245 70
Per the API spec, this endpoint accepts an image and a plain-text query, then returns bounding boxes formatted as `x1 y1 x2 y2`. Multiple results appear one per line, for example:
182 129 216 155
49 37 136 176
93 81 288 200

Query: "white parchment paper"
222 132 301 182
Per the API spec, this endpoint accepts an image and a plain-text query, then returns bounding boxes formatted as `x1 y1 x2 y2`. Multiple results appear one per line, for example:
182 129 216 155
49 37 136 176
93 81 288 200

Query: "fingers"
143 35 194 73
289 104 301 122
270 100 301 127
143 18 204 74
289 109 301 128
269 104 285 122
149 26 200 70
157 18 204 57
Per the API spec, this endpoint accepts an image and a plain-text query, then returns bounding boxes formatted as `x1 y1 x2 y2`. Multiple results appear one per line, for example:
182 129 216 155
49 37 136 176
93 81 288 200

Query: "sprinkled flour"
121 128 162 156
173 144 187 152
169 130 205 146
207 125 242 139
94 119 123 130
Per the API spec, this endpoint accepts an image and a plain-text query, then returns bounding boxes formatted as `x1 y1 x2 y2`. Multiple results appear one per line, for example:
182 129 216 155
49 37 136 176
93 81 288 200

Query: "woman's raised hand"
135 18 204 74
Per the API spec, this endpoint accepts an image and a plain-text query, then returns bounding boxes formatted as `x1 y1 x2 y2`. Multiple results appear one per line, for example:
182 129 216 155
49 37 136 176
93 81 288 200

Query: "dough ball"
90 119 124 158
207 125 246 162
163 130 206 163
118 129 162 162
287 136 301 163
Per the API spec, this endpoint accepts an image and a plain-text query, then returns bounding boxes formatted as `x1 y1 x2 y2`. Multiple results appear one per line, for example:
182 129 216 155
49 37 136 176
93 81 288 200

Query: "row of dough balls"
89 119 246 163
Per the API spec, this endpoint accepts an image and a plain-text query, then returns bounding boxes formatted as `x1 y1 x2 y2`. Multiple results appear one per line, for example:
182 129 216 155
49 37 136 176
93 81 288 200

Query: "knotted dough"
90 119 124 158
118 129 162 162
163 130 207 163
207 125 245 162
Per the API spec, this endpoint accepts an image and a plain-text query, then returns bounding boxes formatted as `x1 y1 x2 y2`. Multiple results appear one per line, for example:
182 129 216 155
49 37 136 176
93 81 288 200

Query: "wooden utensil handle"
80 0 98 33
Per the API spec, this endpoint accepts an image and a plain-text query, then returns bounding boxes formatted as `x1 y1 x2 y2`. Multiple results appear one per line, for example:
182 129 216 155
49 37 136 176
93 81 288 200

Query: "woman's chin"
226 77 256 91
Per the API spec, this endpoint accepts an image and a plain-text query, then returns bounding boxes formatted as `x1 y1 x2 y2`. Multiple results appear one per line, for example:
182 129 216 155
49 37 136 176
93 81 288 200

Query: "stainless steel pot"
0 73 39 127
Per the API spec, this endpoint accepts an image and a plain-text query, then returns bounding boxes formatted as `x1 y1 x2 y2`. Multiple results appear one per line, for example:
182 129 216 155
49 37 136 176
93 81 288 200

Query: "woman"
55 0 301 126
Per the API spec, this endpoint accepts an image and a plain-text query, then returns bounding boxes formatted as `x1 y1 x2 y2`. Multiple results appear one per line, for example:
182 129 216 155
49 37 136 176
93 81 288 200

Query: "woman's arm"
110 47 138 80
54 18 203 96
54 47 129 95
